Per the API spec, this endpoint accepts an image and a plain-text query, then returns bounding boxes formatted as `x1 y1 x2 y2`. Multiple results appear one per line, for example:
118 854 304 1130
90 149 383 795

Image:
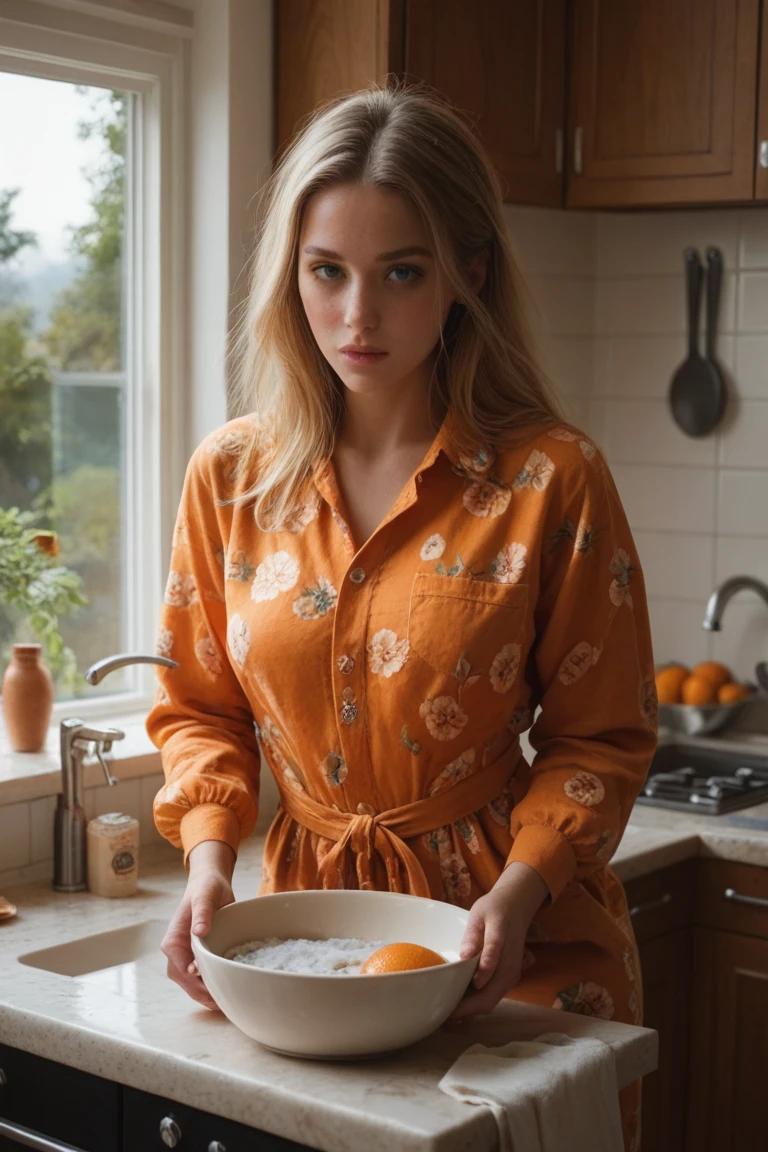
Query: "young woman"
147 81 657 1150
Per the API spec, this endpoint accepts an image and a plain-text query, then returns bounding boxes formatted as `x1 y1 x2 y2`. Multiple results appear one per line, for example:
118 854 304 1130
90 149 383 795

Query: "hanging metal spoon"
669 247 726 437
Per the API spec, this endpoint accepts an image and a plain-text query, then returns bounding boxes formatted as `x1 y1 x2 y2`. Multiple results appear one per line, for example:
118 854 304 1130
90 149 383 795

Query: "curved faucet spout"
85 653 179 685
703 575 768 631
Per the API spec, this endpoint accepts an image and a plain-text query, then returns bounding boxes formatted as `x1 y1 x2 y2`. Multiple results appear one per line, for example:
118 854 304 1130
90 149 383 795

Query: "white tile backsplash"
611 464 717 534
591 399 718 467
718 471 768 537
589 208 768 674
718 400 768 467
632 531 715 602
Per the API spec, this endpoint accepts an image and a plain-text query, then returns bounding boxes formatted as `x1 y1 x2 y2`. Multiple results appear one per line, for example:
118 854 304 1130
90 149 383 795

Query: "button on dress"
147 407 657 1149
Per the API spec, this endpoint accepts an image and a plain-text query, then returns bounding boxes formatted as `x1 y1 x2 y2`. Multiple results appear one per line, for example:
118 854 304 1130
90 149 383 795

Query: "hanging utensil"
669 247 726 437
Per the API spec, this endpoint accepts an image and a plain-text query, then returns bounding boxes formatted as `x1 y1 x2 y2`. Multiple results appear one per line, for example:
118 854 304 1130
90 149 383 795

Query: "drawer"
623 859 695 943
0 1042 120 1152
123 1086 312 1150
695 857 768 940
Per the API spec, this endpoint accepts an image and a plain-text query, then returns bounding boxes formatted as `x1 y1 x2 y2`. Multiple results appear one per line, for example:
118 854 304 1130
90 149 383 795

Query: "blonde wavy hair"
229 78 565 530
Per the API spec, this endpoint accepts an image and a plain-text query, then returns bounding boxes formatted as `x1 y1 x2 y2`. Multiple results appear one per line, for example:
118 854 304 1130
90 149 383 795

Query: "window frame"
0 7 188 720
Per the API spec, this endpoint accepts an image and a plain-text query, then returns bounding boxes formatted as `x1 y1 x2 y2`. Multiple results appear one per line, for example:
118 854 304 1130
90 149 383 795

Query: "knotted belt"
276 742 522 897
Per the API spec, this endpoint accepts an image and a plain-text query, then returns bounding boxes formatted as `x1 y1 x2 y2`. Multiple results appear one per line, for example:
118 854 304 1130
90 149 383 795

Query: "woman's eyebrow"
303 245 433 261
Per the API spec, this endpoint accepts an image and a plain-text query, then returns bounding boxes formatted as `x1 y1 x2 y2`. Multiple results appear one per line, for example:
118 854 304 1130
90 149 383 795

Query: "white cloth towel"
439 1032 624 1152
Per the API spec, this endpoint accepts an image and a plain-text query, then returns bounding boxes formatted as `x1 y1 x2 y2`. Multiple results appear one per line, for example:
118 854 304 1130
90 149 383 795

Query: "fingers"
450 942 522 1021
161 882 233 1012
471 914 506 991
458 909 484 962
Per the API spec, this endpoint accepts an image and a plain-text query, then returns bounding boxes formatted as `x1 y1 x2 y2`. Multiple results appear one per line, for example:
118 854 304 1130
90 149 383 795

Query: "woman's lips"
341 350 388 365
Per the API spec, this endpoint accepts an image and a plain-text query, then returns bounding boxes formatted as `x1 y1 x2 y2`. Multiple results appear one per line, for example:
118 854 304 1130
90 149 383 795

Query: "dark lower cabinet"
0 1041 120 1151
0 1042 311 1151
123 1085 311 1150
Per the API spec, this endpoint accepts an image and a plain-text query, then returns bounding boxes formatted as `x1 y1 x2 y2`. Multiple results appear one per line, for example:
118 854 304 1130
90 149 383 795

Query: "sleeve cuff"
505 824 577 904
180 803 241 871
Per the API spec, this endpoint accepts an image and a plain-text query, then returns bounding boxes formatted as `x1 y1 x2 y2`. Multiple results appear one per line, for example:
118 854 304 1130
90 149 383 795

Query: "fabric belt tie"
277 742 522 897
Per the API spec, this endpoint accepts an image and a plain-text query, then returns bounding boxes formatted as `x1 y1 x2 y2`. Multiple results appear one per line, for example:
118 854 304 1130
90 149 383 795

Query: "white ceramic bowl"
191 889 479 1058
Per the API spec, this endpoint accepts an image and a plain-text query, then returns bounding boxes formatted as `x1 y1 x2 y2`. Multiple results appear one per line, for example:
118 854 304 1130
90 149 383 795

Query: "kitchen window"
0 5 187 719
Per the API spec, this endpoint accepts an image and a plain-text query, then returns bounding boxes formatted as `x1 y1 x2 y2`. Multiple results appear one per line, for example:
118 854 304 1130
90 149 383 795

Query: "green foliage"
43 89 126 372
0 307 53 509
0 189 37 265
0 506 87 690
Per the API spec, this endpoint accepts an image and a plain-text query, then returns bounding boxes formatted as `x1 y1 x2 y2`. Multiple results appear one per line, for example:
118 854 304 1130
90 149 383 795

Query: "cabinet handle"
760 141 768 169
628 891 672 918
724 887 768 910
555 128 564 174
160 1115 182 1147
0 1117 85 1150
573 126 583 174
208 1142 227 1152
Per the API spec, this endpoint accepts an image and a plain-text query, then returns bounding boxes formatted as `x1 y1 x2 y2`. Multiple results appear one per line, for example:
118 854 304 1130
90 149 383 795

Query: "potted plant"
0 505 87 750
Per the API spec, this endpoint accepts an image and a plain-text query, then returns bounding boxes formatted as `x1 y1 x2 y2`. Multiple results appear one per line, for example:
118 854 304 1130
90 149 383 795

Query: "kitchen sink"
17 919 167 977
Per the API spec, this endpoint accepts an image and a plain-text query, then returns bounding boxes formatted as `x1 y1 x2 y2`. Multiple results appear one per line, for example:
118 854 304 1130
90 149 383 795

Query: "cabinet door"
687 927 768 1152
275 0 404 153
637 929 691 1152
567 0 760 207
404 0 567 206
0 1042 120 1152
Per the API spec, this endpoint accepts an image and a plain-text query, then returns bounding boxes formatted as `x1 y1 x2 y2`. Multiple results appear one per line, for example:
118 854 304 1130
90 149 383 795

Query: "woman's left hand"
450 861 550 1020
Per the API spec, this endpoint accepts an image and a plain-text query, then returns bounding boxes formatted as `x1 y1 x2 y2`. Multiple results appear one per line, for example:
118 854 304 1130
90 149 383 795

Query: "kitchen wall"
506 204 768 682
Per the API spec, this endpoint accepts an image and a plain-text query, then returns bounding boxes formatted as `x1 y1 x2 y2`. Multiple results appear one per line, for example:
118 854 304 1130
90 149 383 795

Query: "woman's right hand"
160 839 237 1011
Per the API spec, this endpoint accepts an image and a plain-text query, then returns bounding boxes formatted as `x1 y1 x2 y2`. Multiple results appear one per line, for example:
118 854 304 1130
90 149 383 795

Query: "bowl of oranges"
655 660 757 737
191 889 479 1057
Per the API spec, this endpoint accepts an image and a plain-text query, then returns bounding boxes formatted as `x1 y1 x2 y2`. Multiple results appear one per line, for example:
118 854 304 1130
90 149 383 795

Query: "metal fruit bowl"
658 695 755 738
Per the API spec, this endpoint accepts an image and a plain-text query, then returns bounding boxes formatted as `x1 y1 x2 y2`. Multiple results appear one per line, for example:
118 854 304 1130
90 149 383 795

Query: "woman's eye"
388 265 421 283
314 264 341 280
311 264 422 283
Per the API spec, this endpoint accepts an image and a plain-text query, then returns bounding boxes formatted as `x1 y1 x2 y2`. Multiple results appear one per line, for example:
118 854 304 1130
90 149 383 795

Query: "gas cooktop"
636 743 768 815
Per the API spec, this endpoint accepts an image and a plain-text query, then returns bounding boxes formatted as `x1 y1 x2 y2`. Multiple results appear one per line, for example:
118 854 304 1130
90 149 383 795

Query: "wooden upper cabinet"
567 0 761 208
404 0 567 207
274 0 404 155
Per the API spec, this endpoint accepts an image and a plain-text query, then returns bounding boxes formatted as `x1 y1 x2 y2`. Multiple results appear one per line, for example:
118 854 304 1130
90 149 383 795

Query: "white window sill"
0 710 161 806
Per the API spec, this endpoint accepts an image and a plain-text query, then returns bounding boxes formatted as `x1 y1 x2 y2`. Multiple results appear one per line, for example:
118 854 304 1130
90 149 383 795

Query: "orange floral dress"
147 408 657 1151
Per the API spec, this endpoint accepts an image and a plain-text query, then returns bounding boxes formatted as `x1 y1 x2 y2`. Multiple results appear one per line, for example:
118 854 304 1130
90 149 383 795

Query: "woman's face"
297 183 478 399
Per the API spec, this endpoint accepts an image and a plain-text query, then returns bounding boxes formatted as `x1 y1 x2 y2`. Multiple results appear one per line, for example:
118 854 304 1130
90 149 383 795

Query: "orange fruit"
691 661 732 689
359 942 446 974
655 665 689 705
681 675 719 706
718 681 753 704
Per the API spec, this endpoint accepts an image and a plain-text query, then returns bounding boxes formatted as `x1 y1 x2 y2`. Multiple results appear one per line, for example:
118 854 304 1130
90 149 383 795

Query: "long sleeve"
505 447 657 903
145 440 261 869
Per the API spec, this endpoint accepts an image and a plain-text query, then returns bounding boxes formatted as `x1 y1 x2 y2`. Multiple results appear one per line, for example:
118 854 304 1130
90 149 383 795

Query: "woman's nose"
343 280 380 329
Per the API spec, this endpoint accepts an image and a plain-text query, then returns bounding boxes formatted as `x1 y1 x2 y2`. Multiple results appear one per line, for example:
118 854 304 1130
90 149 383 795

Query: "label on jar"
112 849 136 875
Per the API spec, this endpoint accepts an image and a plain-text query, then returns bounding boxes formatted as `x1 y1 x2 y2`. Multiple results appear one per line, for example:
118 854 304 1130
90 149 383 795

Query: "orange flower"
33 531 59 558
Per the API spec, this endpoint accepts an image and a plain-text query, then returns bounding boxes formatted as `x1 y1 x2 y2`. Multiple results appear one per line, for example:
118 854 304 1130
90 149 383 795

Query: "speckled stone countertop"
0 838 656 1152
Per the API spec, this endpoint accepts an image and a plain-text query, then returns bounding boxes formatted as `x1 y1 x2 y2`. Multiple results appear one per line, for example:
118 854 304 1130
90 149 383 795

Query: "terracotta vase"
2 644 55 752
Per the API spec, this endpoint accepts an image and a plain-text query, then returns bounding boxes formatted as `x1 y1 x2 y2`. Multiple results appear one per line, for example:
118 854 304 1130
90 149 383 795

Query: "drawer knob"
208 1142 227 1152
160 1115 182 1147
724 887 768 910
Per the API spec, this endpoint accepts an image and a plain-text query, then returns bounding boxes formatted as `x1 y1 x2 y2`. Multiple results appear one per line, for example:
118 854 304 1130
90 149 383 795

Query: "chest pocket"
407 572 528 680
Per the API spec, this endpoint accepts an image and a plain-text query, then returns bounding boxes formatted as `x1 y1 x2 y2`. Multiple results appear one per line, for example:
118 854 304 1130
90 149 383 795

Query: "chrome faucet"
702 575 768 631
53 652 179 892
